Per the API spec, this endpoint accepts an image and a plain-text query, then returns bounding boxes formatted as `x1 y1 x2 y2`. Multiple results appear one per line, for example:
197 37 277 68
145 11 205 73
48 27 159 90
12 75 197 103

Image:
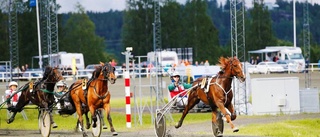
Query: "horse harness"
85 64 113 101
200 73 233 105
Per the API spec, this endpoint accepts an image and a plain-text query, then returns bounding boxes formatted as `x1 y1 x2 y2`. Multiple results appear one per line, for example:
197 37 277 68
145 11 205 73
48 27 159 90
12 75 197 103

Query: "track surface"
1 73 320 136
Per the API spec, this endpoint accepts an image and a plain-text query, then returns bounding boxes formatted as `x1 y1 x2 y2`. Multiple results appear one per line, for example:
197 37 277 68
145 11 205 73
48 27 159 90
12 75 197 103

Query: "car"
242 62 259 74
85 64 100 78
256 62 285 74
276 60 300 73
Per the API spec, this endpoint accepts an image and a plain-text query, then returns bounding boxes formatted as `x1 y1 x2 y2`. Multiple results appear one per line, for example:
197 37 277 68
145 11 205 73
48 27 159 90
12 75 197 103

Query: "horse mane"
43 66 52 79
92 66 102 78
218 57 230 70
218 57 231 74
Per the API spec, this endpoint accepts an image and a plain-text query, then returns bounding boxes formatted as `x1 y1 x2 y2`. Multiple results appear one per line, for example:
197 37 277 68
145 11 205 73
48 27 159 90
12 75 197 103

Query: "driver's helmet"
9 81 18 87
171 71 180 78
56 81 65 87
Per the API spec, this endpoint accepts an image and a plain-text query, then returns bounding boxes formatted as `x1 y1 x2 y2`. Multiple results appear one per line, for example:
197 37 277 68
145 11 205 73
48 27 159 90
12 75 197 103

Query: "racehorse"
70 62 117 136
175 57 246 135
6 66 64 127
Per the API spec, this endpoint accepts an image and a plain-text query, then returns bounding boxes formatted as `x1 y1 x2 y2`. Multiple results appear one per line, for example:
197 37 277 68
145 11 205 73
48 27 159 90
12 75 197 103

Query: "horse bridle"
229 59 243 80
100 64 114 81
43 68 61 84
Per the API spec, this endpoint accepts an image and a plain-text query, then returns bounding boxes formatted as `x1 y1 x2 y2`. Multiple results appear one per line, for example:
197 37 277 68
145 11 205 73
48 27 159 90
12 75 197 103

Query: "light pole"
293 0 296 47
36 0 42 69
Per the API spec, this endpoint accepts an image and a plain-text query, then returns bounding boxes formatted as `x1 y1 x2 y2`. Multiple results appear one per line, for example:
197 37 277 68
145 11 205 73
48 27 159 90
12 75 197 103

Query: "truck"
51 52 85 69
147 51 179 67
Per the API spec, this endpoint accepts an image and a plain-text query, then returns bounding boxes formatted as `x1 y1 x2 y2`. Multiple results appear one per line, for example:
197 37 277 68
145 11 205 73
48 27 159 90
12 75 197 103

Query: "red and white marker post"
124 71 131 128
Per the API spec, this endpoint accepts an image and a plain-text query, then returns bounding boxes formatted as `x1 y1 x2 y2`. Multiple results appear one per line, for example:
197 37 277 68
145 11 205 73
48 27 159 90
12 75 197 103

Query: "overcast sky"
56 0 316 13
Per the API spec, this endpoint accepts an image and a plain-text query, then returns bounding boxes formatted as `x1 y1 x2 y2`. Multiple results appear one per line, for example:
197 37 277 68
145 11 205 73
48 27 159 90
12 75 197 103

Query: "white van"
147 51 178 67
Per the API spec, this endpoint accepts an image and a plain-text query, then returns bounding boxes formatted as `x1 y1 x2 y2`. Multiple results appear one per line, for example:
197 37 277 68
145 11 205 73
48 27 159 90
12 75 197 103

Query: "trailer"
51 52 85 69
249 46 305 71
147 51 179 67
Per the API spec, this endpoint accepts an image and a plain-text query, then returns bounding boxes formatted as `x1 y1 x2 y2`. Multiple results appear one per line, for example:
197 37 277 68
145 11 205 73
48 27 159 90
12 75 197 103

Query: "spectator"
250 56 255 65
204 60 210 66
5 81 20 111
200 61 204 66
25 64 29 71
256 56 261 64
13 66 21 77
21 66 26 73
194 61 199 66
184 59 190 66
110 59 117 67
273 55 279 62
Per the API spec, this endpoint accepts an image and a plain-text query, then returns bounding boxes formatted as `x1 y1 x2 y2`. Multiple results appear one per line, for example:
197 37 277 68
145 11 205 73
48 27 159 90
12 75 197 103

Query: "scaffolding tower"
303 0 311 88
153 0 165 110
230 0 247 115
8 0 19 71
7 0 59 69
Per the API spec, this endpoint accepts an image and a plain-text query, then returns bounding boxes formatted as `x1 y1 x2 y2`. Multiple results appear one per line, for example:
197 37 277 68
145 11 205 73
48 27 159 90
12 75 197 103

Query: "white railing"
0 67 169 82
2 63 317 81
246 62 320 74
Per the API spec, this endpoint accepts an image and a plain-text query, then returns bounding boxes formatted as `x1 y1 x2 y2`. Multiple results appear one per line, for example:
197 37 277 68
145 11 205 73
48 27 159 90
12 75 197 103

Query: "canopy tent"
248 48 280 54
248 48 280 62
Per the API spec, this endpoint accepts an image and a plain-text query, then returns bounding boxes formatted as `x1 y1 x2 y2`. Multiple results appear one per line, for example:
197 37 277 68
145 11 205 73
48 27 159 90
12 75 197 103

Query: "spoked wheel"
212 112 224 137
39 111 52 137
92 112 102 137
154 112 166 137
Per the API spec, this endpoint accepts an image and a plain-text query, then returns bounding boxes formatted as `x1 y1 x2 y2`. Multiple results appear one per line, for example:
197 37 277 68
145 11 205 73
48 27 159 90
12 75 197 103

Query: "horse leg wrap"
222 108 231 122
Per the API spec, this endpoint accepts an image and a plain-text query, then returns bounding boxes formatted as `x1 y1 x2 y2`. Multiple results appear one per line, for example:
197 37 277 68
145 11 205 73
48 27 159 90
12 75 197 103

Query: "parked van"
147 51 179 67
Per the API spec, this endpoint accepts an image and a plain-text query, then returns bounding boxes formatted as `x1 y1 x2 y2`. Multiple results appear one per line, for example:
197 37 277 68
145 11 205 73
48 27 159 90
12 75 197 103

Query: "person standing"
256 56 261 64
5 81 20 111
204 60 210 66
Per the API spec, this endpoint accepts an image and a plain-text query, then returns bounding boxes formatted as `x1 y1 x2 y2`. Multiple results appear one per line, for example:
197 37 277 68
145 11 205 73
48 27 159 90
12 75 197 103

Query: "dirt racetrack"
0 113 319 137
1 72 320 136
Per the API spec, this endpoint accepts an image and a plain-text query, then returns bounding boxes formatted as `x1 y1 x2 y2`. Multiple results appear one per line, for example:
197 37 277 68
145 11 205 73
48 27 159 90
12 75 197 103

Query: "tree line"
0 0 320 69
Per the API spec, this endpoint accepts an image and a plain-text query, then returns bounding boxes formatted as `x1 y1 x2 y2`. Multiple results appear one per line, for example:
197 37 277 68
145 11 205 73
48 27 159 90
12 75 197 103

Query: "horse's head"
99 62 116 84
43 66 64 83
219 57 246 82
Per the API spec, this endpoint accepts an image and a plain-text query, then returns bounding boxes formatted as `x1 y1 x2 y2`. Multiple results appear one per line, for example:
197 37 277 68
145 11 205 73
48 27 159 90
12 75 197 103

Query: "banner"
30 0 36 7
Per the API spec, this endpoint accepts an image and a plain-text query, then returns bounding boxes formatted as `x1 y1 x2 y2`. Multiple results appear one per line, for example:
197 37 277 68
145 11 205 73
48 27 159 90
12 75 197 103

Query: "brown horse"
175 57 246 135
7 66 64 128
70 62 117 136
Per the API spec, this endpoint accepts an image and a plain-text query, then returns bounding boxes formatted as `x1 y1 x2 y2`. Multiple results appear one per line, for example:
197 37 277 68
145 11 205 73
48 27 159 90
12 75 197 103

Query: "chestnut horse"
6 66 64 128
70 62 117 136
175 57 245 135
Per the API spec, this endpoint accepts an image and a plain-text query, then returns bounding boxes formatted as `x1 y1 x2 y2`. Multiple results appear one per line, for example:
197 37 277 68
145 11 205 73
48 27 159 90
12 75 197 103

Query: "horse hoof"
233 127 239 132
174 125 180 129
112 132 118 136
103 125 108 129
86 124 90 129
82 132 88 137
52 123 58 128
